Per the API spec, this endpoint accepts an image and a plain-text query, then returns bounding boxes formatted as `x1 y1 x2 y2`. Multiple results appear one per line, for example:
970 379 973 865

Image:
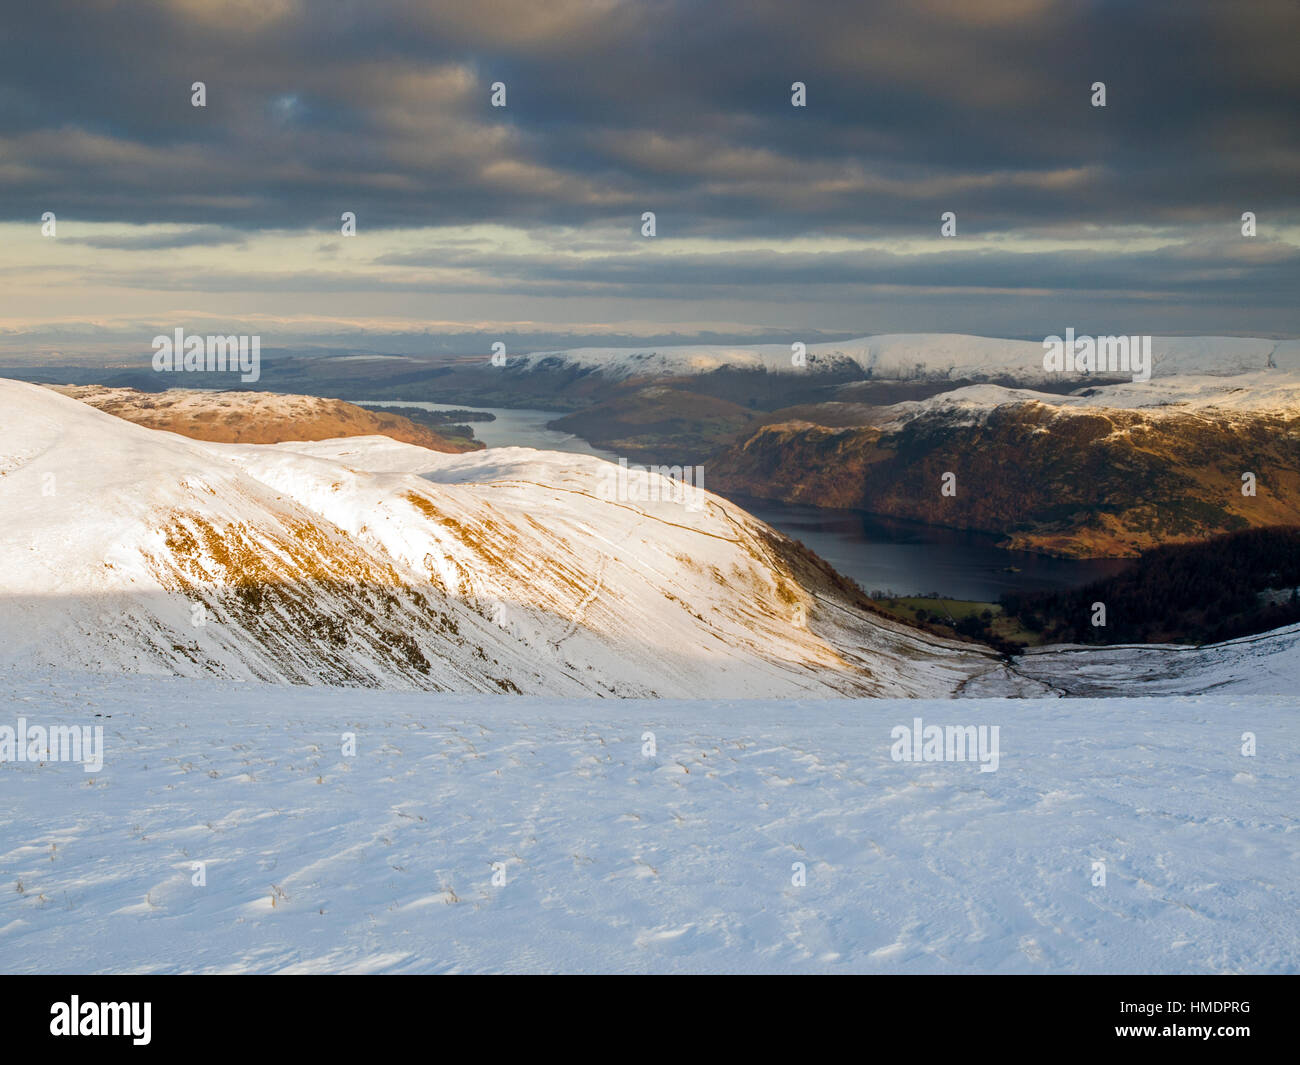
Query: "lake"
354 398 1128 601
728 496 1127 601
354 399 623 459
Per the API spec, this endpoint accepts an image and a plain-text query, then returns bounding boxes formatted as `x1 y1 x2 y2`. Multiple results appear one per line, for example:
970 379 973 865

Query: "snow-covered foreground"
1 670 1295 974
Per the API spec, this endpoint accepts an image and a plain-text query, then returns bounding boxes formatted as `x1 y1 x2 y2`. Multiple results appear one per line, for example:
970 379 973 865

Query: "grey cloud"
0 0 1295 231
0 0 1296 336
68 225 248 250
74 238 1298 311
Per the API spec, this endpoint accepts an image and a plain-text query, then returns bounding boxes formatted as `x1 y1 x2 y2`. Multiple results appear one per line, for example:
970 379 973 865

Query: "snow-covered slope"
1 670 1295 973
0 378 1000 698
873 371 1300 430
6 378 1295 699
514 333 1300 382
997 623 1300 699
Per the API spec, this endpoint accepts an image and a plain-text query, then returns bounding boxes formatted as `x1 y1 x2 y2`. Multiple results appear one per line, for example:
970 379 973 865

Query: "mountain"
0 378 1011 698
45 385 482 452
709 373 1300 558
513 334 1300 383
498 334 1300 487
546 385 757 463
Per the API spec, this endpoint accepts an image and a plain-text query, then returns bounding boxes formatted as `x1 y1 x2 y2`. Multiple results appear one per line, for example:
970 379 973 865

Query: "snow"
874 371 1300 429
515 333 1300 383
2 371 1296 974
0 378 1000 698
1002 623 1300 698
4 377 1298 699
0 669 1294 973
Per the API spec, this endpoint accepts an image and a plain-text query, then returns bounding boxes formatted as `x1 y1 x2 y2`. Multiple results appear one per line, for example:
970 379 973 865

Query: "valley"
0 378 1021 699
9 332 1300 672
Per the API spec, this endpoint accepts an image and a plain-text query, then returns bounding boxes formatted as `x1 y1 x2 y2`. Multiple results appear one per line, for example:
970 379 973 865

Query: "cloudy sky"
1 0 1297 359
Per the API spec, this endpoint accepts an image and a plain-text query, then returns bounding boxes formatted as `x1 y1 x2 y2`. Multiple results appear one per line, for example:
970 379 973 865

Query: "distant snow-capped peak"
512 333 1300 383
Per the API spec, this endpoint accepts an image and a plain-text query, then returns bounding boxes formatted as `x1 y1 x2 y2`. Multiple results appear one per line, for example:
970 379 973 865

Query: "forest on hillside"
994 527 1300 646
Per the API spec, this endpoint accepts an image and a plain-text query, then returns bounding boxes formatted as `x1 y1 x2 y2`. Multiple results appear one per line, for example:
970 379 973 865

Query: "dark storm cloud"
1 0 1296 232
67 225 247 250
61 235 1295 312
377 241 1300 306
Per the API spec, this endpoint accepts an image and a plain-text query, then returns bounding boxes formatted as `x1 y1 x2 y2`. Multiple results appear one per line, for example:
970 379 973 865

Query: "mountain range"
0 379 1016 698
4 376 1298 698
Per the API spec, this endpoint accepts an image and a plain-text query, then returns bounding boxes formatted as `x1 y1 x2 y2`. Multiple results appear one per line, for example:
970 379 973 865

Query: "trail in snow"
551 555 607 650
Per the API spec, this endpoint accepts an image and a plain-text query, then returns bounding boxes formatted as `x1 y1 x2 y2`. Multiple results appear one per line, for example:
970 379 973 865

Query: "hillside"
547 385 757 463
709 374 1300 558
996 527 1300 646
0 378 1007 699
45 385 483 453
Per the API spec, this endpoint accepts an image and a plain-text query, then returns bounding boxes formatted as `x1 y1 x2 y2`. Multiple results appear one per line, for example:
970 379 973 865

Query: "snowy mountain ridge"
0 378 1004 698
514 333 1300 383
870 370 1300 430
4 378 1297 699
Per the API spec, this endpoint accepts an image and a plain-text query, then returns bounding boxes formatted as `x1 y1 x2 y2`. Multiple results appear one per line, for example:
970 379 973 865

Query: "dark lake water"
729 496 1129 602
355 399 1129 602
